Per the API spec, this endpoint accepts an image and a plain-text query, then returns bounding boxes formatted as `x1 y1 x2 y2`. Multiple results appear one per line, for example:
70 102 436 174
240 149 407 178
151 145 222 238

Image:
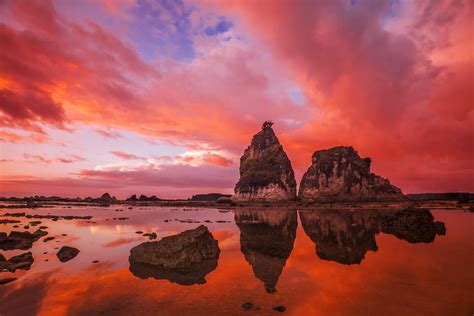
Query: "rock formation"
0 252 34 272
299 146 404 202
0 229 48 250
235 209 297 293
129 225 220 285
234 121 296 202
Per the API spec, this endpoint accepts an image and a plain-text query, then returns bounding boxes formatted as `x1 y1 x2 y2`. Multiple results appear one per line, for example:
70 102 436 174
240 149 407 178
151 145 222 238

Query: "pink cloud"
110 151 146 161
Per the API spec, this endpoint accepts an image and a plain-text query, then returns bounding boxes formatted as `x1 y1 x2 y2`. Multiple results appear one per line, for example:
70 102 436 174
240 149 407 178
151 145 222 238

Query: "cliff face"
233 121 297 202
299 146 404 202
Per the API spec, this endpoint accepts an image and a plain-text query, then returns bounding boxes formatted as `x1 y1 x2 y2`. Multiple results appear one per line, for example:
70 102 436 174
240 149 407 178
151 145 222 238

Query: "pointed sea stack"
299 146 404 202
233 121 296 202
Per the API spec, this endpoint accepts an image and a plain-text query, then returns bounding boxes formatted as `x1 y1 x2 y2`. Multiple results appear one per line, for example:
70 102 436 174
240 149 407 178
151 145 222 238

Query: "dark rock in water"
99 192 116 204
191 193 232 201
29 221 42 226
129 225 220 285
143 232 157 240
0 219 21 224
0 252 34 272
126 194 138 202
241 302 255 311
299 207 446 265
235 209 297 293
0 229 48 250
299 146 404 202
43 237 55 242
57 246 80 262
273 305 286 312
0 277 17 285
234 121 296 202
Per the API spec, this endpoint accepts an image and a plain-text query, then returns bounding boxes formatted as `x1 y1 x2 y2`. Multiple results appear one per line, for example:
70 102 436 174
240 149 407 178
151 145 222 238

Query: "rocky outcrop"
235 209 297 293
299 146 404 202
0 229 48 250
0 252 34 272
299 207 446 265
234 121 296 202
129 225 220 285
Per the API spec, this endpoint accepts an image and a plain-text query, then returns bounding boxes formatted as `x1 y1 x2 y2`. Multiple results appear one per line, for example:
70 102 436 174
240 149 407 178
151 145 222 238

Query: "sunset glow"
0 0 472 198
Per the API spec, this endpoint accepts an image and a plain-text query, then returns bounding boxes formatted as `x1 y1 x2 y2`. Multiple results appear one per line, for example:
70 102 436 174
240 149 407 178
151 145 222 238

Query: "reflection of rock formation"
129 225 220 286
130 259 218 286
300 208 446 265
299 210 378 264
235 209 297 293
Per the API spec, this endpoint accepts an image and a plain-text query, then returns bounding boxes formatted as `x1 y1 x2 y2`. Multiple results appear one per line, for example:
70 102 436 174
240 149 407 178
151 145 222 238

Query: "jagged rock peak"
233 121 296 202
299 146 404 202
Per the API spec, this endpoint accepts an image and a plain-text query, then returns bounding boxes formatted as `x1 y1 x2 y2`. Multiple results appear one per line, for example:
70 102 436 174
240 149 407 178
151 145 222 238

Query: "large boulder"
129 225 220 285
233 121 296 202
299 146 404 202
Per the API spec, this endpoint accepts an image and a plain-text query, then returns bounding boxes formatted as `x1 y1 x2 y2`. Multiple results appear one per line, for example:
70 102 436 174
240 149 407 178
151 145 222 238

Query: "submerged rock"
129 225 220 285
0 229 48 250
299 146 404 202
57 246 80 262
234 121 296 202
0 252 34 272
235 209 297 293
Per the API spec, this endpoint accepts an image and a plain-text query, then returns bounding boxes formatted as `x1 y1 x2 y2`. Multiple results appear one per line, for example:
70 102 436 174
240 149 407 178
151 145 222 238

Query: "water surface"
0 206 473 315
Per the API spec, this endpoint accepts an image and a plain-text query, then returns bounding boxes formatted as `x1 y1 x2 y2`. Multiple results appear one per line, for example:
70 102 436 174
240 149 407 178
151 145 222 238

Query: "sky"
0 0 472 199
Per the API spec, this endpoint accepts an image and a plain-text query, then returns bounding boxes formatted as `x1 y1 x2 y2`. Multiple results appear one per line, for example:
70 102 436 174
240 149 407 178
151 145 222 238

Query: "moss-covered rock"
233 122 296 201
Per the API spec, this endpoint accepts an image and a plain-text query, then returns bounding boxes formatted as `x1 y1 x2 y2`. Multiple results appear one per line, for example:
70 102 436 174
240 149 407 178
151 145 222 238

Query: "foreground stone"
299 146 404 202
57 246 80 262
129 225 220 285
0 252 34 272
233 121 296 202
0 229 48 250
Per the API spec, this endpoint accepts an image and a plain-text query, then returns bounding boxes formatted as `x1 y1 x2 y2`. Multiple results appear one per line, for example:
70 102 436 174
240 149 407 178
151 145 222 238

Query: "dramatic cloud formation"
0 0 472 198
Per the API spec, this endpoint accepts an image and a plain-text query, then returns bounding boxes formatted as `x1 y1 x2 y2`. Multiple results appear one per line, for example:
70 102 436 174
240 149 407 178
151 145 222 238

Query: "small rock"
273 305 286 312
241 302 254 311
43 237 55 242
135 231 143 234
143 232 157 240
92 260 99 263
56 246 80 262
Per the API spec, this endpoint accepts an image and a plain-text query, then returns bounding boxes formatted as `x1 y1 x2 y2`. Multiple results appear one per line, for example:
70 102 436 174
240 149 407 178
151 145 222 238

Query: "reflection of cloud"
0 269 58 315
103 237 142 248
